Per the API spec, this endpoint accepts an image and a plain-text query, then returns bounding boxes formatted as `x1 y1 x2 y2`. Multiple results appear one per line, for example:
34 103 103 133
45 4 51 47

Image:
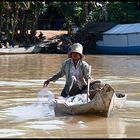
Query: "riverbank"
36 30 68 40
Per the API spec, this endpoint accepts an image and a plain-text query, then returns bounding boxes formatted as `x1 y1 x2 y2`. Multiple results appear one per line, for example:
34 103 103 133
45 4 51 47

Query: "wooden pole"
87 65 91 103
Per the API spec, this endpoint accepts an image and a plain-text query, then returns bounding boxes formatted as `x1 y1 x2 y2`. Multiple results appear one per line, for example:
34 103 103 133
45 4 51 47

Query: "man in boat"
43 42 92 97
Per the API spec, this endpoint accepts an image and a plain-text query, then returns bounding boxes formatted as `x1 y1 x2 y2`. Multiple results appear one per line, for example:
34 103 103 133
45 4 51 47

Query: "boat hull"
54 91 127 117
0 45 42 54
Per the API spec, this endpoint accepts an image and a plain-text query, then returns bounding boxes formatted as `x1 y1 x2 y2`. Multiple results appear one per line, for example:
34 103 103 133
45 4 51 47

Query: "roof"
104 23 140 35
79 22 117 34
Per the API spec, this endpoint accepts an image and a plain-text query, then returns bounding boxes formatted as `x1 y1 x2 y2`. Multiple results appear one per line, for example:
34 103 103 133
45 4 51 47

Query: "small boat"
54 82 127 117
0 45 42 54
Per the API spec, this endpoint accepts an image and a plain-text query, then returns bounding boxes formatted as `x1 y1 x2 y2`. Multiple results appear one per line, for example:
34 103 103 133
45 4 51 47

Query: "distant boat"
0 45 42 54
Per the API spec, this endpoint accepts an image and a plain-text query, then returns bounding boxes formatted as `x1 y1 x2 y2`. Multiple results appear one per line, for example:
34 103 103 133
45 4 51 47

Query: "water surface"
0 54 139 138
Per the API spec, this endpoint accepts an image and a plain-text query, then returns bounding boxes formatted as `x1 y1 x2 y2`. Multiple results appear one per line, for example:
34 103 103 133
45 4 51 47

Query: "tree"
0 1 48 45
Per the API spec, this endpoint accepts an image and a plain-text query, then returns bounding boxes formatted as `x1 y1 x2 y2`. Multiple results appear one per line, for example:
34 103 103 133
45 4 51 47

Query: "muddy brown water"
0 54 139 138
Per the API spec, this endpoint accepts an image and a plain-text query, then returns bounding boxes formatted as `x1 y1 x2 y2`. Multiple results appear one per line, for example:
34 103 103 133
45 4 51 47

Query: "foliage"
0 1 48 45
1 1 140 46
107 1 140 23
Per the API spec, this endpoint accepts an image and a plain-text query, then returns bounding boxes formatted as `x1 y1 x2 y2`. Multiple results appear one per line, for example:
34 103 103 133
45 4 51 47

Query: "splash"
5 87 56 121
36 87 55 105
5 87 90 121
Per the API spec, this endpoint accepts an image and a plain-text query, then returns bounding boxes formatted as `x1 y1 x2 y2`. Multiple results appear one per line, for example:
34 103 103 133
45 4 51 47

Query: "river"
0 54 139 138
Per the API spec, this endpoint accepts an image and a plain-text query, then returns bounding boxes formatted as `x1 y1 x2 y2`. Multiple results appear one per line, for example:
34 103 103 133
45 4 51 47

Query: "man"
43 43 92 97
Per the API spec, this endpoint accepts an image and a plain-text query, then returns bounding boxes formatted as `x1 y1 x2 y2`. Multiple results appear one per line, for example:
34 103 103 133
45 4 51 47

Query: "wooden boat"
54 82 127 117
0 45 42 54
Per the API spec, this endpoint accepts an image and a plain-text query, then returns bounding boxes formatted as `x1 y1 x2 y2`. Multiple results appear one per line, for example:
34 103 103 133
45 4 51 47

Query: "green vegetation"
0 1 140 46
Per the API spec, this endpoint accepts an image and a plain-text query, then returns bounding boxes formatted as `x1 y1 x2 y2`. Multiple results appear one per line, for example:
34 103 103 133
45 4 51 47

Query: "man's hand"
43 79 50 88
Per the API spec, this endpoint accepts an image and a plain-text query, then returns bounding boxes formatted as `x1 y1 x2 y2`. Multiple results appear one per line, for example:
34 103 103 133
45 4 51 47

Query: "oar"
87 65 91 103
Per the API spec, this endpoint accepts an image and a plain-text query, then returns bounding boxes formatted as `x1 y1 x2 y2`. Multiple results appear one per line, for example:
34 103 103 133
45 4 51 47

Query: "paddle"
87 65 91 103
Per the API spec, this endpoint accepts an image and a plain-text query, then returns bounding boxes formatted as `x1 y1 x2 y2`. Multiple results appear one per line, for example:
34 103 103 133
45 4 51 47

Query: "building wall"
128 33 140 46
103 33 140 47
103 34 128 47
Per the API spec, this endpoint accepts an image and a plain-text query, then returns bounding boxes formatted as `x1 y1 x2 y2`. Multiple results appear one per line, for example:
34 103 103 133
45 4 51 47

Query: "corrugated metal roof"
79 22 117 33
103 23 140 34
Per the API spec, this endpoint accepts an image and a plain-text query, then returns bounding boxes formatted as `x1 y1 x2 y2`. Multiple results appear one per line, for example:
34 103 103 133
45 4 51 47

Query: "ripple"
125 100 140 107
0 129 24 137
24 124 62 130
26 120 64 125
0 79 45 87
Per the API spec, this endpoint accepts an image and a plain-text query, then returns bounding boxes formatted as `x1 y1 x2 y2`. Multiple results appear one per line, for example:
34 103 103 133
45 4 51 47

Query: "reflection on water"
107 116 127 138
0 54 140 138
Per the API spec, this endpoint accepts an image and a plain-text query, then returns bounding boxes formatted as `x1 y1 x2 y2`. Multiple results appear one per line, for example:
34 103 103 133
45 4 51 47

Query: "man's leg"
68 83 81 96
61 76 80 97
